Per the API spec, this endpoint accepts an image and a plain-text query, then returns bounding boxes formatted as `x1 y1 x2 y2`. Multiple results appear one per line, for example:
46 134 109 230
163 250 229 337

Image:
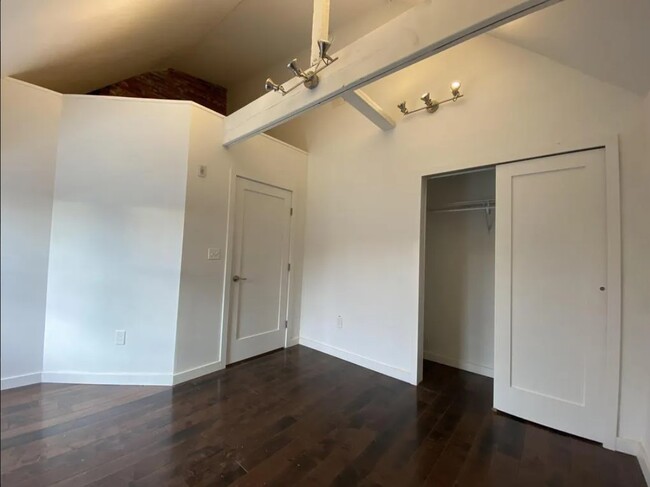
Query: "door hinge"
288 263 291 272
290 208 293 216
285 320 288 329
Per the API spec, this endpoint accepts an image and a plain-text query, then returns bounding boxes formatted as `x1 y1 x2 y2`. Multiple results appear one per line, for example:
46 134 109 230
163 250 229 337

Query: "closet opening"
421 166 496 384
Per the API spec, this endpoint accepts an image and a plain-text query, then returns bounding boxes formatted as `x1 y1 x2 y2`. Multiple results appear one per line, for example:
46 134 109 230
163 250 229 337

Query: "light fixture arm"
401 93 464 115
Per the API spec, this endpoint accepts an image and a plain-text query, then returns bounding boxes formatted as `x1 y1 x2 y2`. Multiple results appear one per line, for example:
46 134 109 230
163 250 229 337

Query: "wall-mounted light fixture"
264 39 339 96
398 81 464 116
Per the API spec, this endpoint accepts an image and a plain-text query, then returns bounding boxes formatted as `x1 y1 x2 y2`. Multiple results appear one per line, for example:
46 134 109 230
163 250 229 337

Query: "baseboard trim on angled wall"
616 437 650 485
299 337 413 384
1 372 42 390
173 360 224 386
287 337 300 347
41 371 173 386
423 351 494 378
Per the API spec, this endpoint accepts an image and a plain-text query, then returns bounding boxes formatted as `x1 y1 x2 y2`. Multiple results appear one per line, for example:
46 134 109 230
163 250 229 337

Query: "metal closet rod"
428 198 495 213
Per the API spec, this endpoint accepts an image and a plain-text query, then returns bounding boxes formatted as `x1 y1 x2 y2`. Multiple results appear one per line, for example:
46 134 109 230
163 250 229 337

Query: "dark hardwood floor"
1 346 645 486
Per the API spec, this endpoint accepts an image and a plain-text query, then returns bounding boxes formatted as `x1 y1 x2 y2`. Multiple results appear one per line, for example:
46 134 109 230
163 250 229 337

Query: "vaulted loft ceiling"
0 0 418 94
0 0 245 93
492 0 650 96
2 0 649 97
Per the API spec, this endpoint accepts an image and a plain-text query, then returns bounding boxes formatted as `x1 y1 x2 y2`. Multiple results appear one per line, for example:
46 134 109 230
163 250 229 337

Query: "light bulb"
450 81 462 97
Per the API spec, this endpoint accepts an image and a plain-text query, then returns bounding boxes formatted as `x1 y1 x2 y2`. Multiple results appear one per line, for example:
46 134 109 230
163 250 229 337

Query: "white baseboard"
1 372 42 390
41 371 173 386
616 437 650 486
287 336 300 347
299 337 413 384
423 351 494 378
639 442 650 487
173 360 224 385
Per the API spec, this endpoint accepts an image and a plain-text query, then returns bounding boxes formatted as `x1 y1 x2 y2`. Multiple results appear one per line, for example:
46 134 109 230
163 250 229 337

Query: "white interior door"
227 177 292 364
494 149 608 442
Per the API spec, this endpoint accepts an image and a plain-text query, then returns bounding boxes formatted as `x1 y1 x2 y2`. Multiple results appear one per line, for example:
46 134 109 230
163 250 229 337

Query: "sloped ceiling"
0 0 244 93
0 0 418 94
2 0 648 97
492 0 650 96
169 0 420 89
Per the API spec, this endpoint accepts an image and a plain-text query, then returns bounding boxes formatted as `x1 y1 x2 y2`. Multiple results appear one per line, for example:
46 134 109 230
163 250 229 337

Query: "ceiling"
0 0 244 93
168 0 420 89
492 0 650 96
1 0 648 97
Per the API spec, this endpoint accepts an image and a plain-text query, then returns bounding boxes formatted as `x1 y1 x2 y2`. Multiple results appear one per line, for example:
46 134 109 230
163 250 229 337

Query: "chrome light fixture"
287 58 307 79
318 39 335 65
398 81 464 116
264 39 339 95
264 78 286 94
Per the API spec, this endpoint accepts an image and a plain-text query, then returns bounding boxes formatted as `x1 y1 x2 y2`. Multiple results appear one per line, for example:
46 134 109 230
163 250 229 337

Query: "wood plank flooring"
1 346 645 486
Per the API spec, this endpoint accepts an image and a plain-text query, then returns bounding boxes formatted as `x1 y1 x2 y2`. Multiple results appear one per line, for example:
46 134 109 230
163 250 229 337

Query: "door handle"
233 275 247 282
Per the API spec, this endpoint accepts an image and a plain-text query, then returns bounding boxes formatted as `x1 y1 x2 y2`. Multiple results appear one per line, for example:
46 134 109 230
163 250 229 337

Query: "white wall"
1 78 62 389
424 171 495 377
42 96 191 384
173 104 308 382
297 34 649 445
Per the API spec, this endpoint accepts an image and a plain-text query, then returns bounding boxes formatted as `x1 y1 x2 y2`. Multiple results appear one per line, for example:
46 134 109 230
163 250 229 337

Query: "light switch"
198 165 207 178
208 248 222 260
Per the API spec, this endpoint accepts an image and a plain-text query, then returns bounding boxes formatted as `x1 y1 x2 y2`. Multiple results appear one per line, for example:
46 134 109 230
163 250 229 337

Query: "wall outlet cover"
337 316 343 329
115 330 126 346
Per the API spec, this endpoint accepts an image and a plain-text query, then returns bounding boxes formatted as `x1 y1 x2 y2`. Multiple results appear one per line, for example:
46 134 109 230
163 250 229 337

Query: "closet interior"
423 167 496 378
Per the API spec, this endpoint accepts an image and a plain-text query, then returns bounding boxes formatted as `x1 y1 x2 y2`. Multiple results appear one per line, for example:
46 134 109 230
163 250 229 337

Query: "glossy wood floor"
1 346 645 487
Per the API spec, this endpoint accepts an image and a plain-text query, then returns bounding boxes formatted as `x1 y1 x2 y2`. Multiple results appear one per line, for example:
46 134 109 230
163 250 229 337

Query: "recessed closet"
423 167 496 379
421 148 617 445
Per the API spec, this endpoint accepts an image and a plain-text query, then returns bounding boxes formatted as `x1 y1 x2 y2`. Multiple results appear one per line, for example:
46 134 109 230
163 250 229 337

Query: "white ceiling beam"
224 0 561 147
342 90 395 131
311 0 330 66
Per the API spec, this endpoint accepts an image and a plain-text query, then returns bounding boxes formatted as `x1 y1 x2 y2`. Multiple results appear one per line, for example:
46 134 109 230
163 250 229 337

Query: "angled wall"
42 96 191 384
1 78 62 389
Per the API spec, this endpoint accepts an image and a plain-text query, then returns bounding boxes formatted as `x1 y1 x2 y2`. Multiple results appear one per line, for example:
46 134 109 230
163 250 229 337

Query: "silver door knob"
233 275 247 282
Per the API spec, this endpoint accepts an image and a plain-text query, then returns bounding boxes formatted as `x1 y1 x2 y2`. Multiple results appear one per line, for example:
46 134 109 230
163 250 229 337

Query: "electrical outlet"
198 165 208 178
208 248 222 260
337 316 343 329
115 330 126 346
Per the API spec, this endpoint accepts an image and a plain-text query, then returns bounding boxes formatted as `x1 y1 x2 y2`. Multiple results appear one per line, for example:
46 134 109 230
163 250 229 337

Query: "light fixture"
264 39 339 95
287 59 307 79
264 78 286 94
318 39 335 65
450 80 462 99
420 92 439 113
398 81 464 116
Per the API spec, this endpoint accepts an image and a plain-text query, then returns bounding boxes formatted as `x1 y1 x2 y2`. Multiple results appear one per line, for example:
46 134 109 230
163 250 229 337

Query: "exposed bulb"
450 81 462 97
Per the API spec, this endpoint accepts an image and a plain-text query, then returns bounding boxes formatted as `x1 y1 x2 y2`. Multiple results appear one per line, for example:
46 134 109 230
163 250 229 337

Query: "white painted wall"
424 171 495 377
42 96 191 384
296 35 649 445
173 104 308 382
1 78 62 389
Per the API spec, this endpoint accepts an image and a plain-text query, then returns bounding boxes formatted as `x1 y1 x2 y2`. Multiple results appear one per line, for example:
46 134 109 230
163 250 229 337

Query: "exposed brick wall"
89 68 227 115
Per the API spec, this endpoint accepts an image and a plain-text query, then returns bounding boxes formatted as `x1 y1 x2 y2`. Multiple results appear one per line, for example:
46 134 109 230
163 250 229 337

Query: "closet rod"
428 199 495 213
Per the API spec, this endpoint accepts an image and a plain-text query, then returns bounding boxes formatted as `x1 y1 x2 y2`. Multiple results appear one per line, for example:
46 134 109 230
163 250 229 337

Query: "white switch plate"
115 330 126 346
208 248 222 260
198 165 207 178
337 316 343 329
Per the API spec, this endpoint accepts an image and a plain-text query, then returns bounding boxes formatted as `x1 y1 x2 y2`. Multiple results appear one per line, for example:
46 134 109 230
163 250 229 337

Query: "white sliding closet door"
494 149 607 442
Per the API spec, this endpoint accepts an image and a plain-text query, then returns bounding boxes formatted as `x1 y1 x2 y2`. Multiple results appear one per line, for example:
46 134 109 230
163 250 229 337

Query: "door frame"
219 172 295 366
416 135 621 449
